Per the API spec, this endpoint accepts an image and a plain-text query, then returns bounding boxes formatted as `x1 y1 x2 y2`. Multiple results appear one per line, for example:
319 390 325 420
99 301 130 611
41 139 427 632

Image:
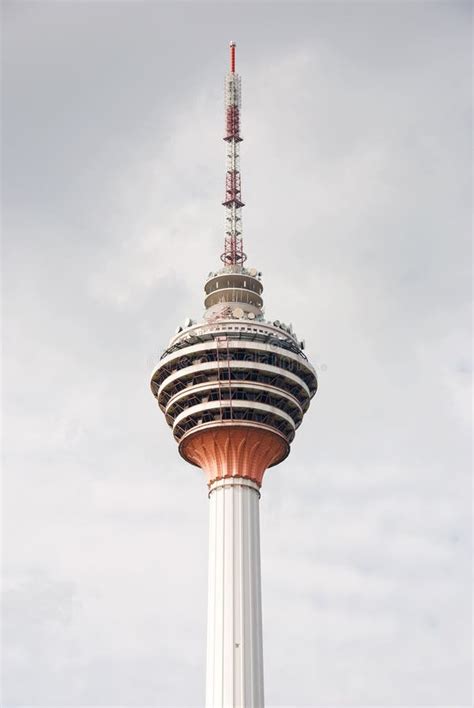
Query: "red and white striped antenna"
221 41 246 265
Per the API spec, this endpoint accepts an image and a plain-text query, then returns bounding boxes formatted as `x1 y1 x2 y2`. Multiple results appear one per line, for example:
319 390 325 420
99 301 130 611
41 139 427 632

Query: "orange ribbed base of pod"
179 425 289 487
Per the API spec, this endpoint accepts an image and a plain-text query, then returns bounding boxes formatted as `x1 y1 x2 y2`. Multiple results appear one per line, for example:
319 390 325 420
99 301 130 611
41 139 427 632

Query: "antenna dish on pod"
248 311 255 320
232 307 244 319
248 267 257 277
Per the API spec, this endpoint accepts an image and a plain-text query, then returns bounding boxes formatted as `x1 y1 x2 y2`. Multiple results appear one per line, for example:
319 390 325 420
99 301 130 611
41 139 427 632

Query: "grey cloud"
2 1 471 707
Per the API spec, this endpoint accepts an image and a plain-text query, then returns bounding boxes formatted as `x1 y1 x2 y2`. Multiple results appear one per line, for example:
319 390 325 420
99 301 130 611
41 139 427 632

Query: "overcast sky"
2 1 472 707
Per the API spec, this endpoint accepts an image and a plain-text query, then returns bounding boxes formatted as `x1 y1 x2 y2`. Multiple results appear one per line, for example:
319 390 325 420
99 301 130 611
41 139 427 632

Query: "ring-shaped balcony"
154 360 312 412
152 339 317 395
172 400 296 443
165 380 303 421
165 385 303 431
204 287 263 310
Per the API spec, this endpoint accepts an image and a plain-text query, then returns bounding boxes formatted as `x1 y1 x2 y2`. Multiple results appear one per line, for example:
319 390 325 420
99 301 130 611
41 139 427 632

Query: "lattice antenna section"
221 42 247 265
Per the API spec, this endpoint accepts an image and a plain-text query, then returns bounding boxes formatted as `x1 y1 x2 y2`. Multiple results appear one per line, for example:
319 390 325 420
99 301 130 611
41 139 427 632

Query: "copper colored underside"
179 426 288 487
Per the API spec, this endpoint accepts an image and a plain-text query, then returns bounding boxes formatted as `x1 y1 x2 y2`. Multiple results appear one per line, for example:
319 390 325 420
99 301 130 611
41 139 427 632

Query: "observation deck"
150 265 317 485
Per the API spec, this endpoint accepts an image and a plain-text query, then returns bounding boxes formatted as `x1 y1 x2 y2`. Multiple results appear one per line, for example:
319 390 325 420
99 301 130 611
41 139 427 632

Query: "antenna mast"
221 41 246 265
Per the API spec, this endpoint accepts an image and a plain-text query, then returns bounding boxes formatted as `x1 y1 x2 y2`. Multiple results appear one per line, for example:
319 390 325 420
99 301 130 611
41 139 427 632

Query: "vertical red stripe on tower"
230 41 236 73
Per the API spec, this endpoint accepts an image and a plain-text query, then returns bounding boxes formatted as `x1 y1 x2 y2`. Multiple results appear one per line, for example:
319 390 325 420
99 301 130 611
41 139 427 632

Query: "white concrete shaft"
206 477 264 708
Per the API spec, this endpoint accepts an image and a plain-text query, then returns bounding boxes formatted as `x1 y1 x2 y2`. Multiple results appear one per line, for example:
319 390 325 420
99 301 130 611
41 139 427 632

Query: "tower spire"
221 41 246 265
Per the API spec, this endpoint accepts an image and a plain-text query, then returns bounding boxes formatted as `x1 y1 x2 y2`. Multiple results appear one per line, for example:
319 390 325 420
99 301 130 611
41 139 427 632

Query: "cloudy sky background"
2 1 472 706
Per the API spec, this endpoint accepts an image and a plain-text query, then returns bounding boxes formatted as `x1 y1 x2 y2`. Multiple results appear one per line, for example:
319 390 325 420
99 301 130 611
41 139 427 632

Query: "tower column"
206 477 264 708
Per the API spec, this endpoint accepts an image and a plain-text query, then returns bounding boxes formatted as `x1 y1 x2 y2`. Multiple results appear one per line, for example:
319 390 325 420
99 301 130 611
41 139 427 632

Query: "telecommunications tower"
150 43 317 707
